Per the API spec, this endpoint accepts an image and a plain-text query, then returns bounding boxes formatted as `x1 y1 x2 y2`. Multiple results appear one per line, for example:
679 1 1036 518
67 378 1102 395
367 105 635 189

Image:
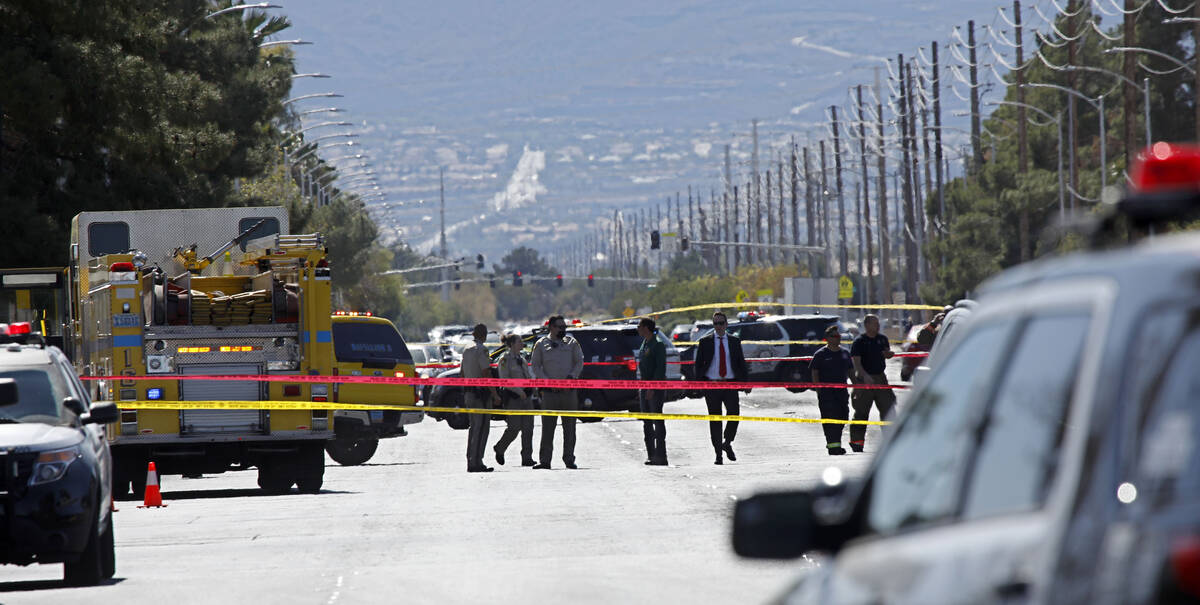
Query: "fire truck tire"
296 443 325 493
325 436 379 466
257 464 293 495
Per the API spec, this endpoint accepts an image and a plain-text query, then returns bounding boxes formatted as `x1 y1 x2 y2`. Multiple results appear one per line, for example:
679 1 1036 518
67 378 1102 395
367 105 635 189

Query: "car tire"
443 390 469 430
64 500 106 586
101 513 116 579
325 436 379 466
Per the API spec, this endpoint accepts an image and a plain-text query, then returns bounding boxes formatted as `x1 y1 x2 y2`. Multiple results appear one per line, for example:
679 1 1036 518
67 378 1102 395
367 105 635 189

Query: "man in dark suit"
692 311 749 464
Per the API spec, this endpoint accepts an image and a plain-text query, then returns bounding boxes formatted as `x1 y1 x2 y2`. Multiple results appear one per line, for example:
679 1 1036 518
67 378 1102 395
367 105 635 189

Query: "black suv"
425 325 684 429
681 314 841 390
0 324 119 585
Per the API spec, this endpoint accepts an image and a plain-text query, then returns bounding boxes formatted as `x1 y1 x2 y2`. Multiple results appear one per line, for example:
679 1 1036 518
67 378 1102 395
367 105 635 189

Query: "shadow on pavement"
161 488 356 500
0 577 126 592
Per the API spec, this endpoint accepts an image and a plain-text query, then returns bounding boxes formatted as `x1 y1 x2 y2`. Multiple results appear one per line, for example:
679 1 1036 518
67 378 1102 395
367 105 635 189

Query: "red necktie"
718 337 727 378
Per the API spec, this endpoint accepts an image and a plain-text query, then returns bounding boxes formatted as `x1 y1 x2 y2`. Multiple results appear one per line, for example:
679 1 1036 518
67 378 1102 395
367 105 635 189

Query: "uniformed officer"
808 324 853 455
636 318 668 466
462 323 501 472
529 315 584 469
493 333 535 467
849 314 896 452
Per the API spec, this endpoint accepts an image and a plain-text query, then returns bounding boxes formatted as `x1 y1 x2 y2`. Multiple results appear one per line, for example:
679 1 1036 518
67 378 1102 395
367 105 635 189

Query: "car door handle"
994 579 1029 598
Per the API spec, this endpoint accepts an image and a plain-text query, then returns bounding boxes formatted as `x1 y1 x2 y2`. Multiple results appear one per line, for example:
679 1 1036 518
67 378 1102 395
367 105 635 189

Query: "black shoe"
467 465 494 473
827 447 847 456
564 461 578 469
532 462 551 469
494 448 505 466
714 454 723 465
644 459 655 466
650 458 668 466
850 443 864 453
521 459 536 467
722 442 736 461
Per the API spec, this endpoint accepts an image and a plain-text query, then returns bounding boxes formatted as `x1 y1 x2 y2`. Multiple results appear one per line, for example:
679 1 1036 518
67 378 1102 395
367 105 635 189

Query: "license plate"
112 313 141 328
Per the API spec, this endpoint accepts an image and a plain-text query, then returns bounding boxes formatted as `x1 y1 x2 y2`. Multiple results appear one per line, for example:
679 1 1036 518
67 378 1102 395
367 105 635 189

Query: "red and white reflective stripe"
81 374 907 390
414 351 929 370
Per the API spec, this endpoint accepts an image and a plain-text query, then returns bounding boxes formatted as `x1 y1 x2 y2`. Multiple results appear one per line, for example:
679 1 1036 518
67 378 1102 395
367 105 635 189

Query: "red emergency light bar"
1131 142 1200 194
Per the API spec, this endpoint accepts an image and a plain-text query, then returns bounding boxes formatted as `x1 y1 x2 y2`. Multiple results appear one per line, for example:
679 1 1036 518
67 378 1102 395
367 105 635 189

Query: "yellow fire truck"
69 207 334 496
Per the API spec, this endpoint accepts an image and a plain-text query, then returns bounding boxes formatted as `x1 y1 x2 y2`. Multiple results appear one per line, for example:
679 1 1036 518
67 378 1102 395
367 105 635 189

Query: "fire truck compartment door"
179 364 265 434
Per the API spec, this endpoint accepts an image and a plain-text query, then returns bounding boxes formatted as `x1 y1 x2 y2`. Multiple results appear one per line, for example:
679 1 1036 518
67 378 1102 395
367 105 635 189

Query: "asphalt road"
1 372 904 604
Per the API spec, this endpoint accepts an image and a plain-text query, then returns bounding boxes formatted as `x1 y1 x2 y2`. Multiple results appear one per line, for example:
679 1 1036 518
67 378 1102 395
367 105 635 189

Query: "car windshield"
332 322 414 365
0 367 71 424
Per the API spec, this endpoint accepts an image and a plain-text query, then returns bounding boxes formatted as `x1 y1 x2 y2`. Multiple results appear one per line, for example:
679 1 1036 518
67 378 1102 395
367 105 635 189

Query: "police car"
732 144 1200 604
0 322 119 585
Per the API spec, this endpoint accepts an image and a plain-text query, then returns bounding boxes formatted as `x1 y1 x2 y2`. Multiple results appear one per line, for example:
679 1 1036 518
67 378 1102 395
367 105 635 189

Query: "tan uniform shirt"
497 351 531 397
529 335 584 380
461 340 497 399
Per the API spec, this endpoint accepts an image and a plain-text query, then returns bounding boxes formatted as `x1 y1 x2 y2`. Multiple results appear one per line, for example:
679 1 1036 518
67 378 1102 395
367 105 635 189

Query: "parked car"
425 325 685 429
730 150 1200 604
680 313 841 392
669 323 694 344
0 323 119 585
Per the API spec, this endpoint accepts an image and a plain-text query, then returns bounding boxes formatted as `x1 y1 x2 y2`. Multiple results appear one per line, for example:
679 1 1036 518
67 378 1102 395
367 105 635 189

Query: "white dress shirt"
705 334 734 380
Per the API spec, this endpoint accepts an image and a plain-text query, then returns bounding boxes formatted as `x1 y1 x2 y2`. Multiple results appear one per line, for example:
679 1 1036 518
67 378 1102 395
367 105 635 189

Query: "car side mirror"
0 378 17 406
63 396 86 416
732 491 818 559
733 481 859 559
82 401 119 425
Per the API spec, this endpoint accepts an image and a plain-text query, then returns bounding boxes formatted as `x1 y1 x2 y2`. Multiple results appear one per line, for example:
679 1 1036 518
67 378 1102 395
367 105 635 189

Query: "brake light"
6 322 30 336
1170 536 1200 597
618 355 637 372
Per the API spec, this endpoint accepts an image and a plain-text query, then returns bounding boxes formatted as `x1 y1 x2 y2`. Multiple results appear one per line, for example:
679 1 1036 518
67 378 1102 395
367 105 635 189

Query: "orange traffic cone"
137 461 166 508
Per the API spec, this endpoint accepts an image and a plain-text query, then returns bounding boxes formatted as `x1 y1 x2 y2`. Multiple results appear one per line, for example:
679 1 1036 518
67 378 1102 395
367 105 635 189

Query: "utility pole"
804 146 817 278
819 140 832 277
876 69 892 303
1195 3 1200 141
932 41 945 241
768 166 777 264
831 107 849 276
857 86 874 303
724 144 734 271
777 158 786 266
1067 1 1079 206
439 166 449 302
968 20 982 172
898 55 918 304
856 183 865 288
1123 0 1137 169
687 186 695 239
917 61 933 279
732 186 741 271
791 140 801 268
1015 0 1031 261
751 119 761 265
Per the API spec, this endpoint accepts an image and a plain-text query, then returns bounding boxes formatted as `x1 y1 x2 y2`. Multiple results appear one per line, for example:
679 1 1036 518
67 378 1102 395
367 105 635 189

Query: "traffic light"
556 274 563 287
650 230 661 250
513 270 522 287
475 253 485 270
489 276 496 288
587 274 594 288
680 237 689 251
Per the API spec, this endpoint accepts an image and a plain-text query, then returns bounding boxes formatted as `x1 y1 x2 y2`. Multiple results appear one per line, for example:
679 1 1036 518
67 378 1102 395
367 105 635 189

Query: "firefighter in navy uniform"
849 313 896 452
808 324 853 455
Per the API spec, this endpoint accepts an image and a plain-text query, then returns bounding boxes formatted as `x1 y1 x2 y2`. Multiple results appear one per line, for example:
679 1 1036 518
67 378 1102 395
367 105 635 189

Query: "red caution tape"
81 374 906 390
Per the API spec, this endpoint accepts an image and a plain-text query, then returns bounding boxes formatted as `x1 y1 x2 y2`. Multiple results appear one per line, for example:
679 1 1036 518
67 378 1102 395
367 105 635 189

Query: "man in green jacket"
637 317 668 465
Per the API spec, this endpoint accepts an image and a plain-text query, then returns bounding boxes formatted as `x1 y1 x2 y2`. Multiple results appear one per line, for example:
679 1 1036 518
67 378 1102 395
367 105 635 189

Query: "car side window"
759 322 782 340
960 313 1091 520
1130 310 1200 511
866 319 1015 534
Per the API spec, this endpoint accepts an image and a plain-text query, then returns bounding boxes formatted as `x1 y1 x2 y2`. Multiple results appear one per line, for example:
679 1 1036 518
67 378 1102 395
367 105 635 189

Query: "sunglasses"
713 321 727 326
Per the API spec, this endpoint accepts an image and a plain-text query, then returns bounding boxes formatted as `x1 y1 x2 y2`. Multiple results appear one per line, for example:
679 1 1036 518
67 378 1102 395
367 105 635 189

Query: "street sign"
755 289 773 297
838 275 854 300
735 289 749 303
623 307 635 318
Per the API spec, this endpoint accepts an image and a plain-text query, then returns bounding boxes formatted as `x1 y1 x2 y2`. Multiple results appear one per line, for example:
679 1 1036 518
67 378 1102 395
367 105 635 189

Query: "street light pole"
1061 64 1151 148
1022 82 1105 205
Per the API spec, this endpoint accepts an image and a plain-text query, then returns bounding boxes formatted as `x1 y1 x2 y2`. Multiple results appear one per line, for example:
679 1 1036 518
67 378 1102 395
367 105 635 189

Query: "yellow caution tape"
116 401 890 425
597 301 944 323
